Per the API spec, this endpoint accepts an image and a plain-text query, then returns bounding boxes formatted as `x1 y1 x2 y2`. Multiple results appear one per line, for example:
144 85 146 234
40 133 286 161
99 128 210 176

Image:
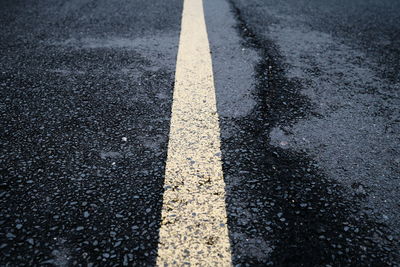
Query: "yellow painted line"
156 0 232 265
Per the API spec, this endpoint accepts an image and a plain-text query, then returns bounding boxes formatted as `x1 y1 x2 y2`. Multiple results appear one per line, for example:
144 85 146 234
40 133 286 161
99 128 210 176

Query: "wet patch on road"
208 1 399 265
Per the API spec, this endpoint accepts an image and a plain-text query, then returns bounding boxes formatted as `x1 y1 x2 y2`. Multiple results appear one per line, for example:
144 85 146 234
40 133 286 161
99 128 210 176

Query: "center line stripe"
156 0 232 265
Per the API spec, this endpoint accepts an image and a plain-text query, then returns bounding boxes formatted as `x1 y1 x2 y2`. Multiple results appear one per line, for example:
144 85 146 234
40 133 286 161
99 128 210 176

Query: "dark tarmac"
1 0 182 265
1 0 399 265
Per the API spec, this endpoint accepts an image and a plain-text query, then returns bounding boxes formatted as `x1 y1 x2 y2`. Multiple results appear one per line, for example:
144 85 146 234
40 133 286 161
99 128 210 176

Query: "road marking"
156 0 232 265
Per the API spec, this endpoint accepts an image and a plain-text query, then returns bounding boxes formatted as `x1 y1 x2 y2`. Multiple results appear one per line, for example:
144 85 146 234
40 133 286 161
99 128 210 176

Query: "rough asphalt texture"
1 0 399 266
221 0 399 265
1 0 182 265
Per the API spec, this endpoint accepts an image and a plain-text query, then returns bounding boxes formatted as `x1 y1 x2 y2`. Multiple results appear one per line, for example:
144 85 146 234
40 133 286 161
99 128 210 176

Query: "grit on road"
1 0 399 266
157 0 231 264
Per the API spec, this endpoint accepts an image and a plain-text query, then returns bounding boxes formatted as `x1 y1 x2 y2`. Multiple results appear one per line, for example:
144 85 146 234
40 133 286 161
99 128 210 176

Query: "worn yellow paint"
156 0 232 265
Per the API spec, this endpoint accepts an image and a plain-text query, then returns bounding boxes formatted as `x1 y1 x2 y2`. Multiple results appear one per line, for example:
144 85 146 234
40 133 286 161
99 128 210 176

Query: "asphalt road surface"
1 0 399 266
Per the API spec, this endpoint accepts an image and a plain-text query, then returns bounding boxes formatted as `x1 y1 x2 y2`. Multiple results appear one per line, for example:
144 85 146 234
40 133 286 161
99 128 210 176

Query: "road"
1 0 399 266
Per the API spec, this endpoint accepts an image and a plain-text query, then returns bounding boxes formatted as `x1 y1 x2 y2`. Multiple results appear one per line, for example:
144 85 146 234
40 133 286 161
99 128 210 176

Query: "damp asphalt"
1 0 399 265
